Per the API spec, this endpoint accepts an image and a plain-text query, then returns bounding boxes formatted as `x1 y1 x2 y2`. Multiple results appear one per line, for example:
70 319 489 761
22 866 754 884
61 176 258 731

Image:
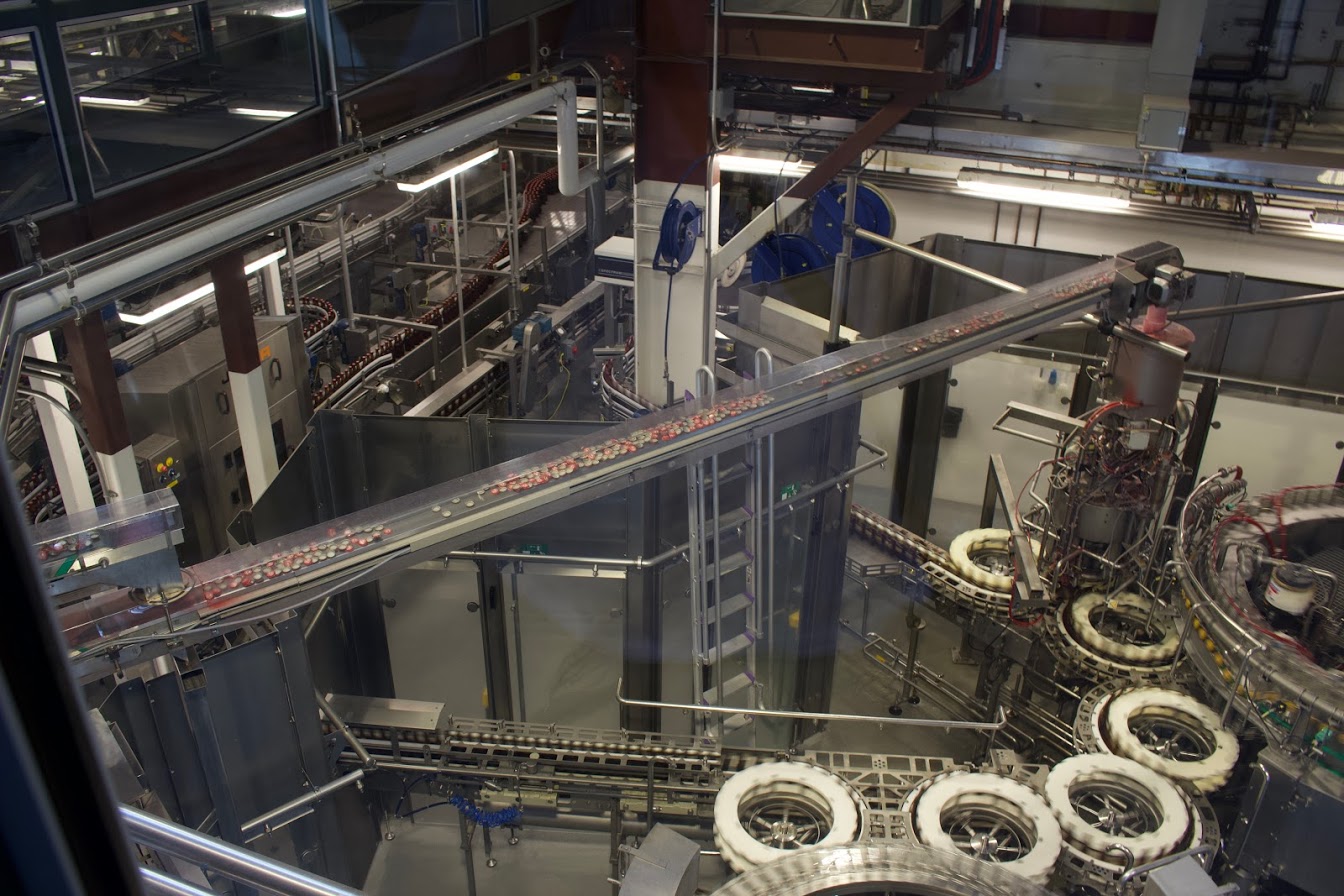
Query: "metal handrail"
615 677 1009 731
119 804 365 896
240 769 366 840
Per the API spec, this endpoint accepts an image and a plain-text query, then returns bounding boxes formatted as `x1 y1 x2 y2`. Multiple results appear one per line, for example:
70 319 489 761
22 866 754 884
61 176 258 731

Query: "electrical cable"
546 355 571 421
655 154 711 391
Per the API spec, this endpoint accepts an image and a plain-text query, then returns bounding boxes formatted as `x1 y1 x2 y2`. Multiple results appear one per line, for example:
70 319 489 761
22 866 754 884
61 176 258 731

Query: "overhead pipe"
0 79 591 440
555 79 601 196
6 80 583 337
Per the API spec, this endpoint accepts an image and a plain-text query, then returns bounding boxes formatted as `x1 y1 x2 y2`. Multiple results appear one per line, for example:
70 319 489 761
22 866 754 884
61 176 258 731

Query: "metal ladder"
687 352 776 742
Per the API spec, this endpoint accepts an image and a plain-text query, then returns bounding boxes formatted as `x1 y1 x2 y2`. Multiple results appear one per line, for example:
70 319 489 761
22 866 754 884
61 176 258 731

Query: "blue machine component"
410 222 429 263
654 198 702 274
449 793 522 829
750 233 829 284
512 311 552 343
811 182 895 258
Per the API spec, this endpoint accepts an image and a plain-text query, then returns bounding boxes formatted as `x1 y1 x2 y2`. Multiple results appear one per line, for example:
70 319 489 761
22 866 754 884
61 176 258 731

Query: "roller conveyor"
59 251 1150 656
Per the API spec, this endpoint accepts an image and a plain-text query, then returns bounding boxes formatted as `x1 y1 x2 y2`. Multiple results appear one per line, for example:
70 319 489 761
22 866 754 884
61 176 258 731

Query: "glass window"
329 0 479 88
0 32 69 222
60 3 318 191
720 0 937 26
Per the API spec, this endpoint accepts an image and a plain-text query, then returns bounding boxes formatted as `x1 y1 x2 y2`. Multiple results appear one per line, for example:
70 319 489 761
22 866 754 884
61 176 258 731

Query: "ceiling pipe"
0 79 589 443
555 78 601 195
6 80 582 338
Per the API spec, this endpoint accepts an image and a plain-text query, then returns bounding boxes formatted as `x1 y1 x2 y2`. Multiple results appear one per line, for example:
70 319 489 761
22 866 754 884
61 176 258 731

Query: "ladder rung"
722 713 753 732
702 671 756 705
714 591 755 617
701 461 749 487
707 551 751 578
707 631 755 664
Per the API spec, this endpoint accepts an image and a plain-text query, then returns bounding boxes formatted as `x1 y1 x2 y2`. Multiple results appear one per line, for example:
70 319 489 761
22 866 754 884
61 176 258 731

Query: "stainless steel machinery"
117 315 310 561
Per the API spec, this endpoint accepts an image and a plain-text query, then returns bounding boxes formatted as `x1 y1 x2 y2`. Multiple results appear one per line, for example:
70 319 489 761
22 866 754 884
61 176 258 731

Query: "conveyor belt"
61 253 1141 654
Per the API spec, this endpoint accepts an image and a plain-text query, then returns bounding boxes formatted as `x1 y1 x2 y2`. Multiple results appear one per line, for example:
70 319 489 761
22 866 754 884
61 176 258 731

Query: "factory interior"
9 1 1344 895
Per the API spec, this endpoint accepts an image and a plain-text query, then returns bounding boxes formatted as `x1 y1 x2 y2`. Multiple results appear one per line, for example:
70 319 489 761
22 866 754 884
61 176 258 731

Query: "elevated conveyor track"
61 250 1171 658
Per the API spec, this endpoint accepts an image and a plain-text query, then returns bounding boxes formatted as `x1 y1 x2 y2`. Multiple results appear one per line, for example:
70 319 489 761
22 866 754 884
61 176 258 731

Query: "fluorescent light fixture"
229 104 299 120
791 84 832 94
957 169 1131 212
88 50 103 56
119 249 286 325
79 92 151 108
396 146 499 193
717 154 812 177
1310 209 1344 237
271 6 307 16
20 95 37 102
244 249 286 273
118 283 215 326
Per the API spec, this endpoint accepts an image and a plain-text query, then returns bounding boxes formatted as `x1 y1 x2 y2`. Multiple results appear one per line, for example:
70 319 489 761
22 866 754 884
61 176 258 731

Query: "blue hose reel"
654 198 702 275
750 233 830 284
811 182 895 258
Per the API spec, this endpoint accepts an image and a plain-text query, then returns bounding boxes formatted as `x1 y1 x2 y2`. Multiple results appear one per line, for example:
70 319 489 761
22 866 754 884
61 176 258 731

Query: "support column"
62 315 141 501
212 252 280 497
633 177 719 405
25 333 95 514
260 259 286 317
634 0 714 406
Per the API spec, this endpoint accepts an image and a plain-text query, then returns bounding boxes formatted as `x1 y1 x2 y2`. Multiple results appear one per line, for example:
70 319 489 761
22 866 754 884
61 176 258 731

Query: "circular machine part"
1046 592 1183 683
1052 779 1213 896
749 233 829 284
709 842 1054 896
713 761 861 872
1067 592 1182 665
948 529 1016 592
810 182 896 258
903 772 1062 885
1100 687 1239 793
1044 753 1190 866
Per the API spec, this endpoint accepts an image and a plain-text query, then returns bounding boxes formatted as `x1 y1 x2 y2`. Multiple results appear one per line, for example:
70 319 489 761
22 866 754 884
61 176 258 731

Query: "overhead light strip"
118 250 287 326
717 155 813 177
957 168 1131 212
396 146 500 193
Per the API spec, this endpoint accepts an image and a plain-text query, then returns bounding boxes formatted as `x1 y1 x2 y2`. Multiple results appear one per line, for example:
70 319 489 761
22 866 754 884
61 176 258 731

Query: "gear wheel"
709 842 1053 896
1067 592 1181 665
1044 753 1190 866
949 529 1018 592
713 761 861 872
902 771 1062 885
1099 687 1239 793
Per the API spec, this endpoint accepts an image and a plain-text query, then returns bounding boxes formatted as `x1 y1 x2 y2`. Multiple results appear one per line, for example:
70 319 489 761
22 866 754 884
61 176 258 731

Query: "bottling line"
7 4 1344 896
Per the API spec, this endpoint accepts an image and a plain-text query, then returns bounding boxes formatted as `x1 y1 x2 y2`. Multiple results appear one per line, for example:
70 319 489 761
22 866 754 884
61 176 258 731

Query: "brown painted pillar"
212 251 279 495
62 315 140 500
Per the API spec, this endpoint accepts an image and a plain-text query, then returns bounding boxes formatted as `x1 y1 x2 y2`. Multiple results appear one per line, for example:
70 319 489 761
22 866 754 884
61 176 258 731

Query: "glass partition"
59 3 318 190
0 31 68 221
720 0 949 27
328 0 479 88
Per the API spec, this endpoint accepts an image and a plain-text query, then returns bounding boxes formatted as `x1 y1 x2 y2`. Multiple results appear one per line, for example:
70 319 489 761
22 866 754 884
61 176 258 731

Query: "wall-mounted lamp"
957 169 1131 212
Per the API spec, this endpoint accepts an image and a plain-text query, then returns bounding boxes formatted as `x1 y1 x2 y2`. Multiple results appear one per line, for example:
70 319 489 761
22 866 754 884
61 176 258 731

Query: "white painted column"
633 177 720 406
98 445 142 501
25 333 95 514
260 260 286 316
229 367 279 496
